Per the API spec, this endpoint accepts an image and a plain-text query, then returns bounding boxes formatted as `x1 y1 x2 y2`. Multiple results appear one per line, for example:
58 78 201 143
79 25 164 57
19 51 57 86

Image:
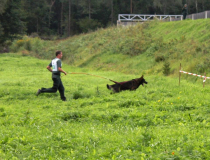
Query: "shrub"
163 61 170 76
155 55 165 62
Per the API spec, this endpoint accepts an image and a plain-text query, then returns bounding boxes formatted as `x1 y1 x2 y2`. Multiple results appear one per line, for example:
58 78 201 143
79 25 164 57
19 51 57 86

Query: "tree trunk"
37 18 38 34
68 0 71 36
195 0 198 13
89 0 91 19
61 1 63 35
111 0 113 24
130 0 132 14
49 0 55 28
201 0 205 11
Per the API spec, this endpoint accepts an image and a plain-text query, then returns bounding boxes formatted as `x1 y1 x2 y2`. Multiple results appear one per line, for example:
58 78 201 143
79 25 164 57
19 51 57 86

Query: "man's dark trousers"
183 13 187 20
40 77 66 100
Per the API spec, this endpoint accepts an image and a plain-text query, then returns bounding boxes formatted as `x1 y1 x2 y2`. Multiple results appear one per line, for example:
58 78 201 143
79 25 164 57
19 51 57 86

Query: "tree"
0 0 8 14
153 0 182 14
0 0 8 40
0 0 27 42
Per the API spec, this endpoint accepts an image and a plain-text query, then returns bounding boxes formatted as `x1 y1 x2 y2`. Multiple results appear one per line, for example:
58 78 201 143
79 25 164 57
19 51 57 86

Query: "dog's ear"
140 75 144 78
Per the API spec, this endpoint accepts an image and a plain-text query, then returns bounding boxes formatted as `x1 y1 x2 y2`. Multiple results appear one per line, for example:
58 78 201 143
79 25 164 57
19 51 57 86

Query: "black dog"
107 75 147 93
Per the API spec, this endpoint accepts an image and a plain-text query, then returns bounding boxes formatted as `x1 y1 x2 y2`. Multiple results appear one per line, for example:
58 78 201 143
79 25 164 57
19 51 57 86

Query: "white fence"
168 10 210 21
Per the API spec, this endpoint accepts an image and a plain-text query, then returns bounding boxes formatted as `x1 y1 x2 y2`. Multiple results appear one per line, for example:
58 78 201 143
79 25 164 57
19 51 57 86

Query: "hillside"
10 19 210 77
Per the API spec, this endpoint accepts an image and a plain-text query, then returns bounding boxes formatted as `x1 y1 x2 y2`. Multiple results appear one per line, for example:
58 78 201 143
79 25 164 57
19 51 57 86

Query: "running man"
36 50 67 101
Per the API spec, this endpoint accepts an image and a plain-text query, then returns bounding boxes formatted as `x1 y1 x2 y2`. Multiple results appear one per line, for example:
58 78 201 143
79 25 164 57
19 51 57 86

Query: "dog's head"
138 75 148 86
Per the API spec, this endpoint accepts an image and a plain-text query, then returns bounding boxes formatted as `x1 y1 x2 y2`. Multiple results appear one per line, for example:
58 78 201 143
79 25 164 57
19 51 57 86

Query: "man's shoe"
36 89 41 96
62 98 67 101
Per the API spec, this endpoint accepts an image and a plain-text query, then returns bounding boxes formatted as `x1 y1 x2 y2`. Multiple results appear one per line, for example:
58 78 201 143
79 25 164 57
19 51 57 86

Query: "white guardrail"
118 14 183 21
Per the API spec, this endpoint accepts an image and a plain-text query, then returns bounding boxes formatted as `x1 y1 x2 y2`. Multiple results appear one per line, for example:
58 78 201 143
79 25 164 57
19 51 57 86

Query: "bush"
9 36 32 52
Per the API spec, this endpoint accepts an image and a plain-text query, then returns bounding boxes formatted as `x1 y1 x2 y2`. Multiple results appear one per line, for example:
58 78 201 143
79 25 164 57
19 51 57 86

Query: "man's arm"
47 66 52 72
58 67 67 75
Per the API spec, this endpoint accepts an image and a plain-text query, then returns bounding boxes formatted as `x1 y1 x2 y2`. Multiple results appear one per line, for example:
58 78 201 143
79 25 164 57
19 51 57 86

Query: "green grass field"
1 53 210 159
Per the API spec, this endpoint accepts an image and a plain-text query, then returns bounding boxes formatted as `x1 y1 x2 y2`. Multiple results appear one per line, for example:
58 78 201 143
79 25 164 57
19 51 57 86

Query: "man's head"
56 50 63 59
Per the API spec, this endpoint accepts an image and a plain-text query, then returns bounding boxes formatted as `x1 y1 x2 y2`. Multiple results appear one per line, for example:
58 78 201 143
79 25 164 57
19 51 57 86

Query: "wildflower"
172 151 175 155
158 100 160 102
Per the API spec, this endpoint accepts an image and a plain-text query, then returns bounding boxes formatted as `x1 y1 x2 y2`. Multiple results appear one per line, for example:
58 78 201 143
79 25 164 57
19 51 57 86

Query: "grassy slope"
14 18 209 77
0 54 210 159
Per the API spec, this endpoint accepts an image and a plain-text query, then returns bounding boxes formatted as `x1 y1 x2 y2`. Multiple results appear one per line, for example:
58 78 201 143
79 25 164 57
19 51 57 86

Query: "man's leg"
184 13 187 20
58 79 66 101
39 78 59 93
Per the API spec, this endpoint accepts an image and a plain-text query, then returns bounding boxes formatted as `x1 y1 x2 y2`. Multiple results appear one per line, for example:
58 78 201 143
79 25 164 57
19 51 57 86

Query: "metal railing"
118 10 210 24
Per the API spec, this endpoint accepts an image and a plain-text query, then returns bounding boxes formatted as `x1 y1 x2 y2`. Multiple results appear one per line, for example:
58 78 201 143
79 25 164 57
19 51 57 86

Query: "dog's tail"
109 79 119 84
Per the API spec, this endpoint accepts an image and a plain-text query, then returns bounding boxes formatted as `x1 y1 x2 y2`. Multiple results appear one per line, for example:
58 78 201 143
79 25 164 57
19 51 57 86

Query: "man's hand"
58 67 67 75
47 66 52 72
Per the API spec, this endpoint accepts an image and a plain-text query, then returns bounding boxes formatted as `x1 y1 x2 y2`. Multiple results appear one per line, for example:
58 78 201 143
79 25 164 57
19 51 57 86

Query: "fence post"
203 73 206 88
205 11 207 19
179 63 181 86
192 14 194 20
181 16 183 21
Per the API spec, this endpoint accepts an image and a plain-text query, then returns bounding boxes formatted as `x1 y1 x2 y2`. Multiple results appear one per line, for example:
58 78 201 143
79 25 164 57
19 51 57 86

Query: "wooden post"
203 73 206 88
179 63 181 86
